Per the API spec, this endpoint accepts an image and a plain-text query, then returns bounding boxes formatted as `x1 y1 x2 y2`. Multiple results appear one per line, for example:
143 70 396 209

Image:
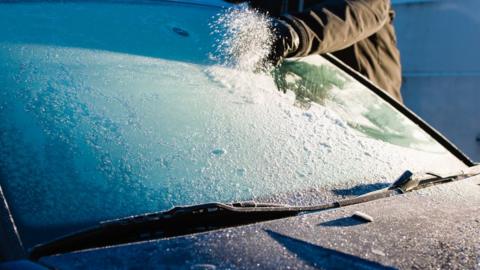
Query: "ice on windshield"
0 2 466 248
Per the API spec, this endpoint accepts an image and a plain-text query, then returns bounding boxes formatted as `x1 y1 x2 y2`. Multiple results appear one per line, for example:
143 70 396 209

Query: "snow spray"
209 5 275 72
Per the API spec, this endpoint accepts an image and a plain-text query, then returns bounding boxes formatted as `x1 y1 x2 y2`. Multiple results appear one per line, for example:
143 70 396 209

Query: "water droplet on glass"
211 148 226 157
172 27 189 37
235 168 246 176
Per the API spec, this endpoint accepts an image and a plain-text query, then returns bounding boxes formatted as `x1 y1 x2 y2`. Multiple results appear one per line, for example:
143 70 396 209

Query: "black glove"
268 19 300 66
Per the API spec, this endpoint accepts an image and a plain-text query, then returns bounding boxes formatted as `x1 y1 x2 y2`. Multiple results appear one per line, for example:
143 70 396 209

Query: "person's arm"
280 0 391 57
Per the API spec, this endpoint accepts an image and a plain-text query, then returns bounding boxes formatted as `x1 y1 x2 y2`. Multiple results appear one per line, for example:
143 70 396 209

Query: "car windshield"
0 1 468 249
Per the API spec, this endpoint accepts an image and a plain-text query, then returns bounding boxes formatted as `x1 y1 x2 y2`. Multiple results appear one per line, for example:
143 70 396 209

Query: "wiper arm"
30 167 480 259
389 169 480 193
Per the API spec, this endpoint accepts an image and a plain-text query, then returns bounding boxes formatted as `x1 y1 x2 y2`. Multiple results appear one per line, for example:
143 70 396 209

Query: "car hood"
38 175 480 269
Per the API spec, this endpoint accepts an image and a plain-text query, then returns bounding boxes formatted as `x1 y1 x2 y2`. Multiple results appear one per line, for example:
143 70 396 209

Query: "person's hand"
268 19 300 66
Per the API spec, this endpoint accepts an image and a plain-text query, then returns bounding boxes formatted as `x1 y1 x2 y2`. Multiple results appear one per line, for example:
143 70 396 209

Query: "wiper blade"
28 197 373 259
31 187 403 260
29 201 308 259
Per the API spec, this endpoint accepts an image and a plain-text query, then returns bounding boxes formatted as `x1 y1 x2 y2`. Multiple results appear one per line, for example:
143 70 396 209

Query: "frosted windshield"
0 1 466 248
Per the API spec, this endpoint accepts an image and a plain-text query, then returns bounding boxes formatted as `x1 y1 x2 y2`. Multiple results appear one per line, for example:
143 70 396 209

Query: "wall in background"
394 0 480 161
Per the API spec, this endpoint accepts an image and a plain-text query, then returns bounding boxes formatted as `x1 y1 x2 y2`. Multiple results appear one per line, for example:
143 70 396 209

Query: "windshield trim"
322 53 475 167
0 185 25 261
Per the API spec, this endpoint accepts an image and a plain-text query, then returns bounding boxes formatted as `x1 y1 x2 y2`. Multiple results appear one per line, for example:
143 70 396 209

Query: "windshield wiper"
29 195 384 259
30 168 480 260
28 192 397 259
29 201 309 260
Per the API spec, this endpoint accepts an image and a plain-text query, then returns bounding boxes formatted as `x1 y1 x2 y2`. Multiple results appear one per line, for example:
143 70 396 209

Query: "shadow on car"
317 217 368 227
265 229 395 269
331 183 390 197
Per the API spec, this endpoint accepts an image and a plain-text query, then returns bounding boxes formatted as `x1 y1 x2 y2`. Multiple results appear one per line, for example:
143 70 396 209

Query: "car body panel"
37 175 480 269
0 260 48 270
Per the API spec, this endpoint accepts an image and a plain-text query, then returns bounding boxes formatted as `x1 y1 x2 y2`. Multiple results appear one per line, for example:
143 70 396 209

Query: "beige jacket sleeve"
281 0 391 57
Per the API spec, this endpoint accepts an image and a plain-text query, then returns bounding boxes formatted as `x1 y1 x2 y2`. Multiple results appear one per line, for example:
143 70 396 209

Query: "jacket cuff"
280 14 310 57
274 19 300 58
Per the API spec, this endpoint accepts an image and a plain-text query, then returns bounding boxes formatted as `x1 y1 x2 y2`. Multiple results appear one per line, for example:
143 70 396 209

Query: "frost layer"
0 2 467 248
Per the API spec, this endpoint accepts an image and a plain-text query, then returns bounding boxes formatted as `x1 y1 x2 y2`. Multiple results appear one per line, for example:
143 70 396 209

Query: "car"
0 0 479 269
